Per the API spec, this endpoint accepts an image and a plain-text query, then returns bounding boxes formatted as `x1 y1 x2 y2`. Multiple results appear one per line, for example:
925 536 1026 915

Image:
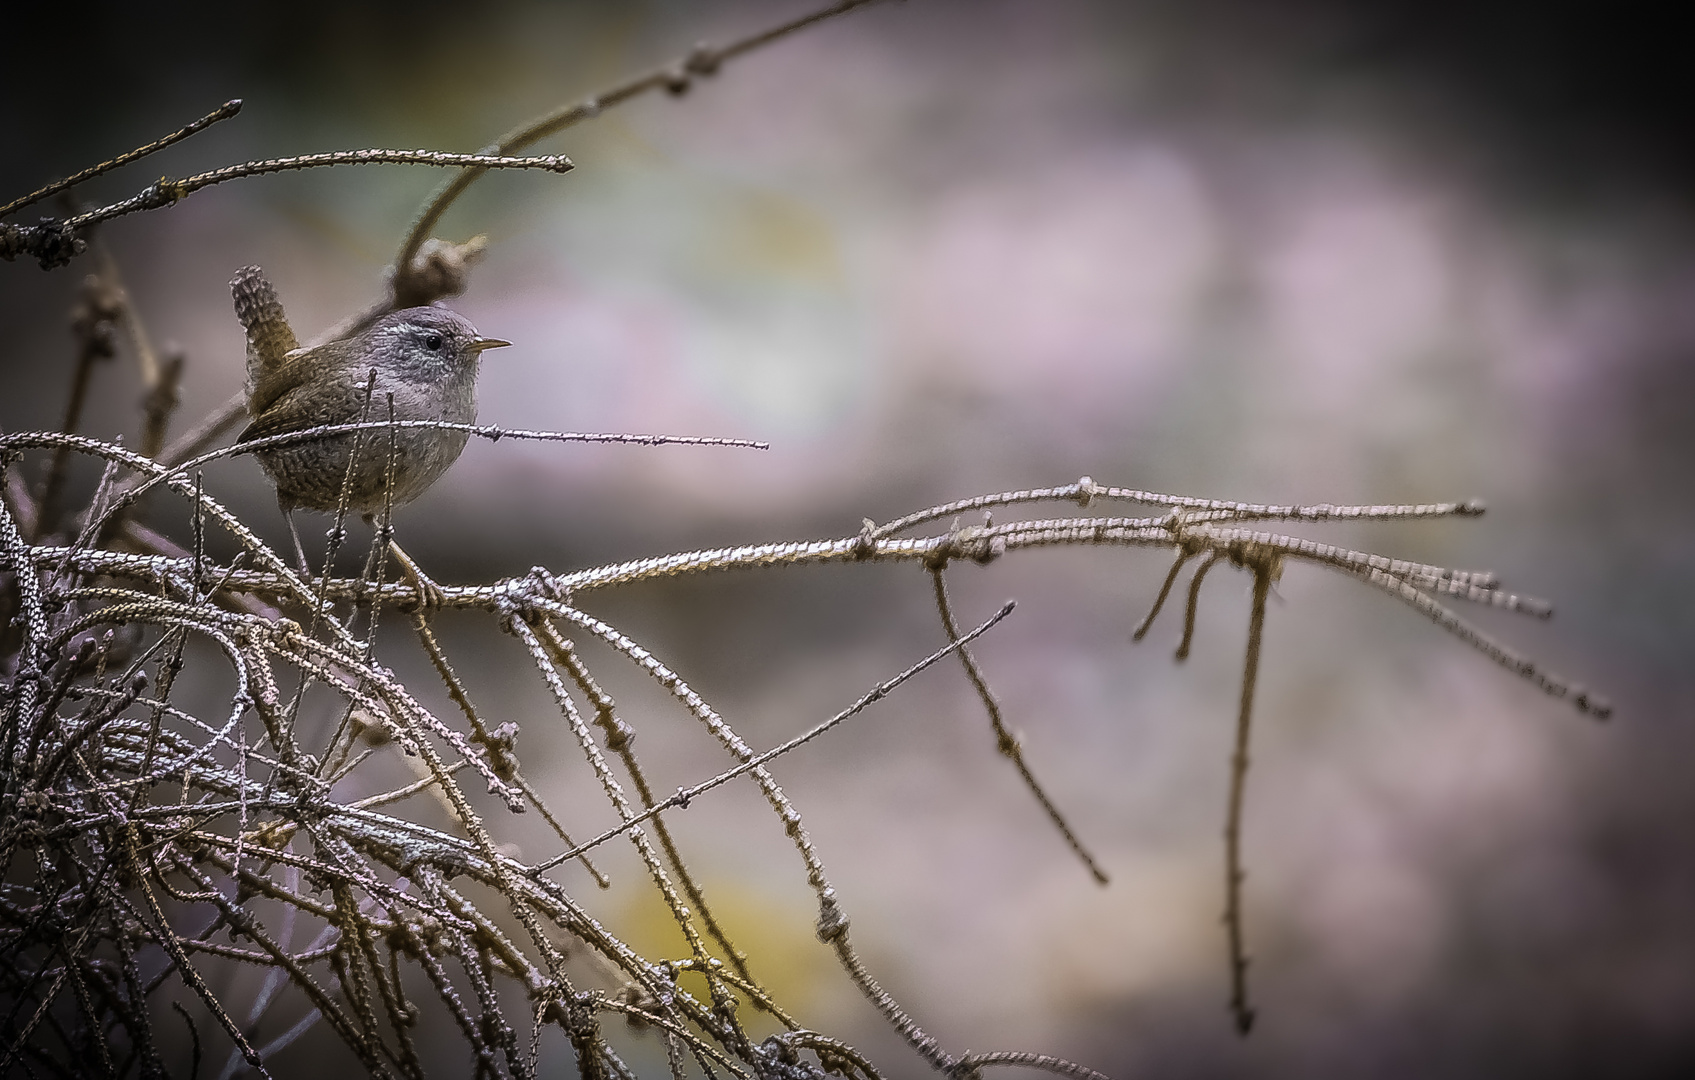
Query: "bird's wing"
237 378 335 445
244 347 323 422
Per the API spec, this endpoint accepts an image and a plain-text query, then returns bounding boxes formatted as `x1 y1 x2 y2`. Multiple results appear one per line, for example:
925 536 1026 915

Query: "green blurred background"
4 1 1693 1075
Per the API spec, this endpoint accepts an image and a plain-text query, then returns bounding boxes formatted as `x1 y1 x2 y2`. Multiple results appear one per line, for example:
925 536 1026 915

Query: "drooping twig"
532 621 765 1056
125 832 273 1077
929 567 1107 883
1352 563 1610 718
1224 564 1272 1036
1175 551 1221 661
2 417 1612 1076
532 601 1016 871
1134 547 1193 641
542 625 744 979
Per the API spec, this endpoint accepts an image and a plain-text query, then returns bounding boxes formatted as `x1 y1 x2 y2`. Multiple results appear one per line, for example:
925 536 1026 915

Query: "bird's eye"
424 334 444 351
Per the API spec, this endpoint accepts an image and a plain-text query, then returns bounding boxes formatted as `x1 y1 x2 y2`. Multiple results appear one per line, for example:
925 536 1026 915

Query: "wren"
230 266 509 601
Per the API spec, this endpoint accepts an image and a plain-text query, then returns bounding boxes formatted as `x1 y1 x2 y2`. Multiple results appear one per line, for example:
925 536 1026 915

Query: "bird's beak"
468 337 512 354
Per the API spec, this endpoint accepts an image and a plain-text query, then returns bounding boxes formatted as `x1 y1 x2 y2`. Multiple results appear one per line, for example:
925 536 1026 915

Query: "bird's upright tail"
230 265 300 411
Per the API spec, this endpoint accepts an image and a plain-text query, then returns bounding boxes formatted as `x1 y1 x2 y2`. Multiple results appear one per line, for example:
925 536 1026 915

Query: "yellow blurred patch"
615 877 832 1027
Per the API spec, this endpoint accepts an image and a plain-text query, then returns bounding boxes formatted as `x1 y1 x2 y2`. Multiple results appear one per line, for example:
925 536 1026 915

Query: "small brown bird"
230 266 509 604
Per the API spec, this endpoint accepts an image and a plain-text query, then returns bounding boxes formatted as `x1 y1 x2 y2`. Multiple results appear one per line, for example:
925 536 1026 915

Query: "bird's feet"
388 540 446 615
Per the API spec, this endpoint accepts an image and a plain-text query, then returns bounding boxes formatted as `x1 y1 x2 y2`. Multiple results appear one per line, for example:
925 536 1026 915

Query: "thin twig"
4 150 572 269
33 274 122 541
82 150 569 229
534 601 1015 872
1176 552 1221 661
929 568 1106 883
1134 548 1192 640
1224 565 1272 1036
412 612 608 887
0 100 243 220
955 1050 1114 1080
393 0 888 281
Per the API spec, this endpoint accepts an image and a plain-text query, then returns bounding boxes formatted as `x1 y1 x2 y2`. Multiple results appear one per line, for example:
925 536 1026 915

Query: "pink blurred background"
4 1 1693 1075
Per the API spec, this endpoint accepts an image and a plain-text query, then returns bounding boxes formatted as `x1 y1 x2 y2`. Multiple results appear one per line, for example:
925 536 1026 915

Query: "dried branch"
0 0 1617 1063
3 150 572 270
929 567 1107 883
391 0 889 298
1224 564 1272 1036
532 600 1016 872
0 100 243 221
31 272 122 542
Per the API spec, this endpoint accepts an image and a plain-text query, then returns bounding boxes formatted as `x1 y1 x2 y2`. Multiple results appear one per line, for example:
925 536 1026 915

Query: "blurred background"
3 1 1693 1076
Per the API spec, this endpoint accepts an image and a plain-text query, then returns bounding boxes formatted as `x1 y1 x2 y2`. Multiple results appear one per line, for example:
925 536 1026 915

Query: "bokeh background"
4 1 1693 1076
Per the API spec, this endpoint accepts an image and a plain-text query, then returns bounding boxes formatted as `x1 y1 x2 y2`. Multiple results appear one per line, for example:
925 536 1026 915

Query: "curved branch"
392 0 889 280
3 149 572 270
0 99 243 220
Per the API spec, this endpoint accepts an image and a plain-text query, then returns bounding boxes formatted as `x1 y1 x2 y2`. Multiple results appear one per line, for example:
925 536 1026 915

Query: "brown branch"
0 100 243 220
929 567 1107 884
4 150 572 270
33 273 122 541
532 602 1015 872
1175 551 1222 661
1134 547 1192 641
1224 565 1272 1036
391 0 888 300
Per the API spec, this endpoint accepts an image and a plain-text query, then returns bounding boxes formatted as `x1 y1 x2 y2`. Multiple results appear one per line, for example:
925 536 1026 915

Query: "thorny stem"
512 620 723 1057
534 601 1016 872
14 461 1609 721
532 601 957 1072
109 419 767 519
125 833 272 1077
542 626 749 992
413 613 608 886
954 1051 1115 1080
3 410 1611 1079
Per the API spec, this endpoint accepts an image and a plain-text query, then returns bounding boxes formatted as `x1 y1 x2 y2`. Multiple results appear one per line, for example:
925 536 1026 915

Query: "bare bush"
1 3 1610 1078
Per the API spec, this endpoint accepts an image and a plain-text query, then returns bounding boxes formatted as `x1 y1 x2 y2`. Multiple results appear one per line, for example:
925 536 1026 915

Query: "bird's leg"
387 539 446 614
280 500 311 578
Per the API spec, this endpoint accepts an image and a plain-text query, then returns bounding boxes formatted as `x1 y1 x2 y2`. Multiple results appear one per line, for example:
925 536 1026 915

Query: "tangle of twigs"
0 423 1608 1076
0 1 1610 1076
